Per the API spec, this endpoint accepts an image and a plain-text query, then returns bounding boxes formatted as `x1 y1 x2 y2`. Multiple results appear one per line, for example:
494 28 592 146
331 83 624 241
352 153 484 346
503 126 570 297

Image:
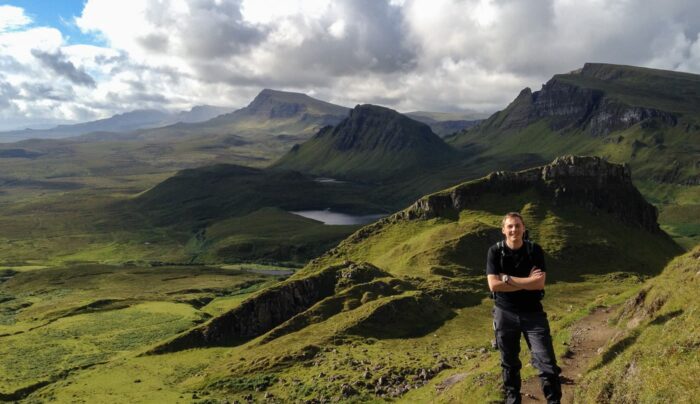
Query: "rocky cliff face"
329 156 661 251
404 156 658 232
147 262 392 354
494 65 679 136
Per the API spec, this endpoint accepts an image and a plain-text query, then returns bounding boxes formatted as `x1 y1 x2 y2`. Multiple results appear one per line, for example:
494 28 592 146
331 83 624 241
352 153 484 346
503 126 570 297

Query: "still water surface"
290 210 385 225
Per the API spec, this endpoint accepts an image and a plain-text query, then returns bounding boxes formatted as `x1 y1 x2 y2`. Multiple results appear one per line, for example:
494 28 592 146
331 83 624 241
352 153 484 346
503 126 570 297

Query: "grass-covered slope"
576 246 700 403
273 104 460 181
305 155 680 281
449 63 700 247
10 156 686 403
0 264 284 400
122 164 394 265
187 207 363 264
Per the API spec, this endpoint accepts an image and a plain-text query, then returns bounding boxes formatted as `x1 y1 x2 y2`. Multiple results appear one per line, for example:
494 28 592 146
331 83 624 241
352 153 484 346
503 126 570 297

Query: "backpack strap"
497 241 505 271
525 239 533 256
499 239 534 272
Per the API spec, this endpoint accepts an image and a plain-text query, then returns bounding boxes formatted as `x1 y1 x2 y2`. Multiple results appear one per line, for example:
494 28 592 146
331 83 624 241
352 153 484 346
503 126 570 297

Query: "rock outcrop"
146 262 392 354
403 155 659 232
327 156 661 251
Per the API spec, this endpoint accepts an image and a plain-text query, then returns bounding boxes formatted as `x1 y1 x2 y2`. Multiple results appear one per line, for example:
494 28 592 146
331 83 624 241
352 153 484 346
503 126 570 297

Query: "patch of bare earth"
520 306 619 403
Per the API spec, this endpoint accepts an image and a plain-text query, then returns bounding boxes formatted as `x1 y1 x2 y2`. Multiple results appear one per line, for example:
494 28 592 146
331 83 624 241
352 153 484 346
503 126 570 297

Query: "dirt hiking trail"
521 306 618 403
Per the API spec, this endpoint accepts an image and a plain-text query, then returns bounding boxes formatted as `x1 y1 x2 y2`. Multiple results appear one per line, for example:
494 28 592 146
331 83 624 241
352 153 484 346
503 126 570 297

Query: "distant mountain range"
0 89 486 143
405 110 487 136
0 105 233 143
0 64 697 254
122 63 700 255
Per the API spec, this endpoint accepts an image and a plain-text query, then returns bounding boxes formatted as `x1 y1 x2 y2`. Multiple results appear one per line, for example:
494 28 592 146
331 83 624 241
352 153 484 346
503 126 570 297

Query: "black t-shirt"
486 241 546 313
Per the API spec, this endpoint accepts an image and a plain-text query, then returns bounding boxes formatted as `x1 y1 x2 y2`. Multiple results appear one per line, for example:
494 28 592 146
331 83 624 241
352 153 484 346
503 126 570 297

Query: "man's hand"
510 267 546 290
487 267 546 292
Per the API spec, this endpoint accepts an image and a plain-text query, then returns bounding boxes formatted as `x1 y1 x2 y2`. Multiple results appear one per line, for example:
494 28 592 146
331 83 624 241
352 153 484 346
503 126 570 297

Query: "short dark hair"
502 212 524 227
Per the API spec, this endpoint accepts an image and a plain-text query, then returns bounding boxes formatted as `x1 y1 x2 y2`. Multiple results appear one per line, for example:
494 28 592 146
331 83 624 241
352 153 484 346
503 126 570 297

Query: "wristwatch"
502 274 510 285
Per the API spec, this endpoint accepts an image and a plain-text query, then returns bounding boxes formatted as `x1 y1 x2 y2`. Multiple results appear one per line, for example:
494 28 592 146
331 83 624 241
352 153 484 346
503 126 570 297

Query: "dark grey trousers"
493 306 562 404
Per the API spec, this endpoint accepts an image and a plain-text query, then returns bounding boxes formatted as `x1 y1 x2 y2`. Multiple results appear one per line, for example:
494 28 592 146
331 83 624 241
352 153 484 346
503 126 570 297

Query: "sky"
0 0 699 131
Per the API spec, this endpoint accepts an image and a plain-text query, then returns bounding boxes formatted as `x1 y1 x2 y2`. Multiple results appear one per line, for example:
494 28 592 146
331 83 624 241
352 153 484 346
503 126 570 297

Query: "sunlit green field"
0 264 287 400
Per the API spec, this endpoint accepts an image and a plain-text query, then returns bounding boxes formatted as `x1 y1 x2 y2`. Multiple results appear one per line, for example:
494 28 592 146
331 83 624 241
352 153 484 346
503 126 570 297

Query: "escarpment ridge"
466 62 698 137
329 155 661 251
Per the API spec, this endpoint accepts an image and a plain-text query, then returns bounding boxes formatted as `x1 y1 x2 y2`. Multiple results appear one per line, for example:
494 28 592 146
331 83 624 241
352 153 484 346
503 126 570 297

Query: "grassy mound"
576 246 700 403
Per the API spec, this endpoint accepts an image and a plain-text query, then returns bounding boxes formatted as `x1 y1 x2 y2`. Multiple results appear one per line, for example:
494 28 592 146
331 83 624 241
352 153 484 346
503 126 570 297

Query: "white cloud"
0 5 31 32
1 0 700 130
328 19 346 39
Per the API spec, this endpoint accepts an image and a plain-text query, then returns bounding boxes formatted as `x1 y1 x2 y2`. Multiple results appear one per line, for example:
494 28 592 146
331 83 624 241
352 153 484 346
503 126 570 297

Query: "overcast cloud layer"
1 0 699 130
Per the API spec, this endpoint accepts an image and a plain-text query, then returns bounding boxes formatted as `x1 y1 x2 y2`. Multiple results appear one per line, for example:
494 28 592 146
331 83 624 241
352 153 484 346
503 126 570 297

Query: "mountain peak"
274 104 457 180
235 89 349 120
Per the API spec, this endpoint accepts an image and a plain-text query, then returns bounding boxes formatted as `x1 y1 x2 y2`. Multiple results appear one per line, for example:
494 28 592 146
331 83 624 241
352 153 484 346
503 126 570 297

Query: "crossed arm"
487 267 546 292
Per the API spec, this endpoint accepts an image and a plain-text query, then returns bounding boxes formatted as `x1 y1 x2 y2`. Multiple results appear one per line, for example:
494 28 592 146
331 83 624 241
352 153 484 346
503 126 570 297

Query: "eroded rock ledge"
325 156 660 253
146 262 392 354
406 155 657 231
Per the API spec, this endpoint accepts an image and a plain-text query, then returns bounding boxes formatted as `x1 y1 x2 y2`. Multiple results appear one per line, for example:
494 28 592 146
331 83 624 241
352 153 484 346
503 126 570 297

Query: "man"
486 212 561 404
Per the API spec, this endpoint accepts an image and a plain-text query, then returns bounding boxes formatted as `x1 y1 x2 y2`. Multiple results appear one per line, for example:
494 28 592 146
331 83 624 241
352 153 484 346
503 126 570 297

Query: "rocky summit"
399 155 659 232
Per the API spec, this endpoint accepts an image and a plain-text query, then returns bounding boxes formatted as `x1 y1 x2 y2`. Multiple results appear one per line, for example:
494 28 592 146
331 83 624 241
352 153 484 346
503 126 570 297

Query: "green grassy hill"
273 104 460 181
0 263 287 401
449 63 700 248
132 163 389 225
44 156 674 403
124 164 392 264
575 245 700 403
3 156 690 403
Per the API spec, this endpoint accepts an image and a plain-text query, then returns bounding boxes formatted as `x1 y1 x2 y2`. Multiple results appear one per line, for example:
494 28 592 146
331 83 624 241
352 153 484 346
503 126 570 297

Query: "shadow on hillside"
594 330 641 370
648 309 683 326
593 309 684 370
347 302 458 340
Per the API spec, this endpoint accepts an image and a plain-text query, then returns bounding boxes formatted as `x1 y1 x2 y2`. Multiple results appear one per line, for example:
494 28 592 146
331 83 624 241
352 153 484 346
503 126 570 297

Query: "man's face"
502 216 525 244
